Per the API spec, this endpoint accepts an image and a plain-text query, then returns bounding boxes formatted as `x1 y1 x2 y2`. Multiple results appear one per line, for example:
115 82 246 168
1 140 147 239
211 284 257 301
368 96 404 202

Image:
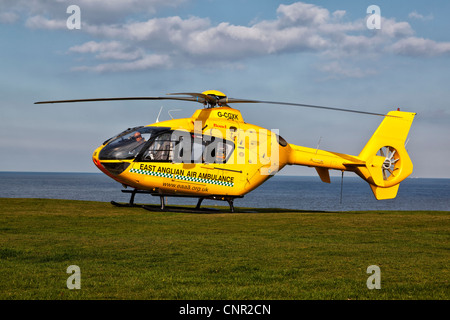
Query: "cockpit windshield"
99 127 169 160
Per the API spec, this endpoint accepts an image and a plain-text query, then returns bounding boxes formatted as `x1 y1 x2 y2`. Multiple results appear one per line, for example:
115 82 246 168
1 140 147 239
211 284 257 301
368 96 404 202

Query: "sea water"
0 172 449 211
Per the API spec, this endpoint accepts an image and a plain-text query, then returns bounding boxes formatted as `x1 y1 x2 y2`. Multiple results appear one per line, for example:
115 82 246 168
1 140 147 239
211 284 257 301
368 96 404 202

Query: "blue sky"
1 0 449 178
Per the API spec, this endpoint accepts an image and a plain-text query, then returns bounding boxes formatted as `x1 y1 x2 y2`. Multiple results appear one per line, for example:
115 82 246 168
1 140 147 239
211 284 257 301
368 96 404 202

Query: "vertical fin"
370 184 400 200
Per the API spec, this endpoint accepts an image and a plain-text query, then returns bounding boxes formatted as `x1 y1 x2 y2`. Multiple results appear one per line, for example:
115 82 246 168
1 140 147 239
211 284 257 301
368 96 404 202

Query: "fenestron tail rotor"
377 146 401 181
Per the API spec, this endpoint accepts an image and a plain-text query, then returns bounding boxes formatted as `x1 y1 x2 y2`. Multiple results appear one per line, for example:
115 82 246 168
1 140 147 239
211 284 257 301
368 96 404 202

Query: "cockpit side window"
141 132 174 161
138 130 235 164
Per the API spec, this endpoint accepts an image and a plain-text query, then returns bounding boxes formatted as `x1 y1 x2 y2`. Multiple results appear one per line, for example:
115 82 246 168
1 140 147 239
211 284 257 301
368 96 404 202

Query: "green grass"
0 198 448 300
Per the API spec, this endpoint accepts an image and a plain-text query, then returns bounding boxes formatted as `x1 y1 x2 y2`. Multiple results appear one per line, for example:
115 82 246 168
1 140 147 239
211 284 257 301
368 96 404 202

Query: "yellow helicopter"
35 90 416 212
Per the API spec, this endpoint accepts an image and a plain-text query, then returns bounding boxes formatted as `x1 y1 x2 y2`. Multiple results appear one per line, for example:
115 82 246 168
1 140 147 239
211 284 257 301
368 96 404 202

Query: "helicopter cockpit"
99 126 235 165
99 126 167 161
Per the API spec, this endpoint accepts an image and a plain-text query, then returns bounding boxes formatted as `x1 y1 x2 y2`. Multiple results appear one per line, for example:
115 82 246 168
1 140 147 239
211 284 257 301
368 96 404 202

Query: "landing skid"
111 189 243 213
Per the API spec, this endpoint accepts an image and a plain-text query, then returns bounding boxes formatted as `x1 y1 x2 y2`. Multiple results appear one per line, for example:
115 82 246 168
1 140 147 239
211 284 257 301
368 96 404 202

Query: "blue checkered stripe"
129 168 172 178
129 168 234 187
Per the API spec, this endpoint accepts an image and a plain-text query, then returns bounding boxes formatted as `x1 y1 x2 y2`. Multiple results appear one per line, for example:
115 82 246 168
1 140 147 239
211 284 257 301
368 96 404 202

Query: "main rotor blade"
220 98 387 117
35 93 390 117
34 96 199 104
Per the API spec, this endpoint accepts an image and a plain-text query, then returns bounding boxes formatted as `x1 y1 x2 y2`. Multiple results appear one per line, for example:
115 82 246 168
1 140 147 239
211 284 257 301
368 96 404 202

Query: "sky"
1 0 449 178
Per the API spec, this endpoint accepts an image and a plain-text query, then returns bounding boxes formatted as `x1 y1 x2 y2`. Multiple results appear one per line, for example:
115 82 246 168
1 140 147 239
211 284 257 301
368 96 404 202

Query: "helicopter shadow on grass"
115 202 331 214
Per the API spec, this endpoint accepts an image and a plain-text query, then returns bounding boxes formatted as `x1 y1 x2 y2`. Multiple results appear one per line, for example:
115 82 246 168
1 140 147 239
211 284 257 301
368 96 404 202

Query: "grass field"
0 198 448 300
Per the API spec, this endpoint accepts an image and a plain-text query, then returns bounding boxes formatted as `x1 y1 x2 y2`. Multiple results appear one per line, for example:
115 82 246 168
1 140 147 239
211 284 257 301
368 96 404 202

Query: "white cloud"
72 54 171 72
69 41 123 54
390 37 450 57
316 61 377 79
25 15 66 30
12 1 450 74
0 12 19 24
68 41 145 61
379 18 414 38
408 11 434 21
75 3 346 62
1 0 187 24
332 10 346 20
276 2 329 26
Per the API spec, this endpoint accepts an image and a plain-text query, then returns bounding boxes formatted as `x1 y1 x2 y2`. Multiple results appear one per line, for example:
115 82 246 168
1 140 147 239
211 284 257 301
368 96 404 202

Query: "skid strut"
196 196 236 213
112 189 242 212
110 189 153 207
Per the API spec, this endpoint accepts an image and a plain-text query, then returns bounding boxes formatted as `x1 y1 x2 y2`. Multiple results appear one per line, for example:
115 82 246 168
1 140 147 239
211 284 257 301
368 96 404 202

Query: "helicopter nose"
92 157 102 170
92 145 117 179
92 146 108 173
93 145 131 176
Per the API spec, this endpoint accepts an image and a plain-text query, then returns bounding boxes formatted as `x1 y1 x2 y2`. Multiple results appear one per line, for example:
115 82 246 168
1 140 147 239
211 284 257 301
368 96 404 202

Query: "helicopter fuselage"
92 103 416 205
92 106 290 198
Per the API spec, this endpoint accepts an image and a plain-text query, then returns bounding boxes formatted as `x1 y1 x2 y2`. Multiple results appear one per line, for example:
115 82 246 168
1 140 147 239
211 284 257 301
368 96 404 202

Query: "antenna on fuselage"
156 106 163 123
168 109 181 119
315 136 323 154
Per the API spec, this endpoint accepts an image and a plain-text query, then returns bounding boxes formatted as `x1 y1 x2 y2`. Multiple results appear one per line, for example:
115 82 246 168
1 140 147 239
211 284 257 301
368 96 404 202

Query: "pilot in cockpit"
133 131 145 143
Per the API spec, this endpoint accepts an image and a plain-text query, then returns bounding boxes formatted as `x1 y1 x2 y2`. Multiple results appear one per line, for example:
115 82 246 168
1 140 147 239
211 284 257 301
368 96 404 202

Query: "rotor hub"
382 159 392 170
201 90 227 108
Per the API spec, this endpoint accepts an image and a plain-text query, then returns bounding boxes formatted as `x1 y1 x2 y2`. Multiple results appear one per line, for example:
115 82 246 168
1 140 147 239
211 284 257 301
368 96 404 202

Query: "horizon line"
0 171 446 179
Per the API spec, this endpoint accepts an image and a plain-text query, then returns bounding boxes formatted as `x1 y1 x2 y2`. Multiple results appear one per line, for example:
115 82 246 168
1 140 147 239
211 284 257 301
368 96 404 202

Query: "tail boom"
285 110 416 200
